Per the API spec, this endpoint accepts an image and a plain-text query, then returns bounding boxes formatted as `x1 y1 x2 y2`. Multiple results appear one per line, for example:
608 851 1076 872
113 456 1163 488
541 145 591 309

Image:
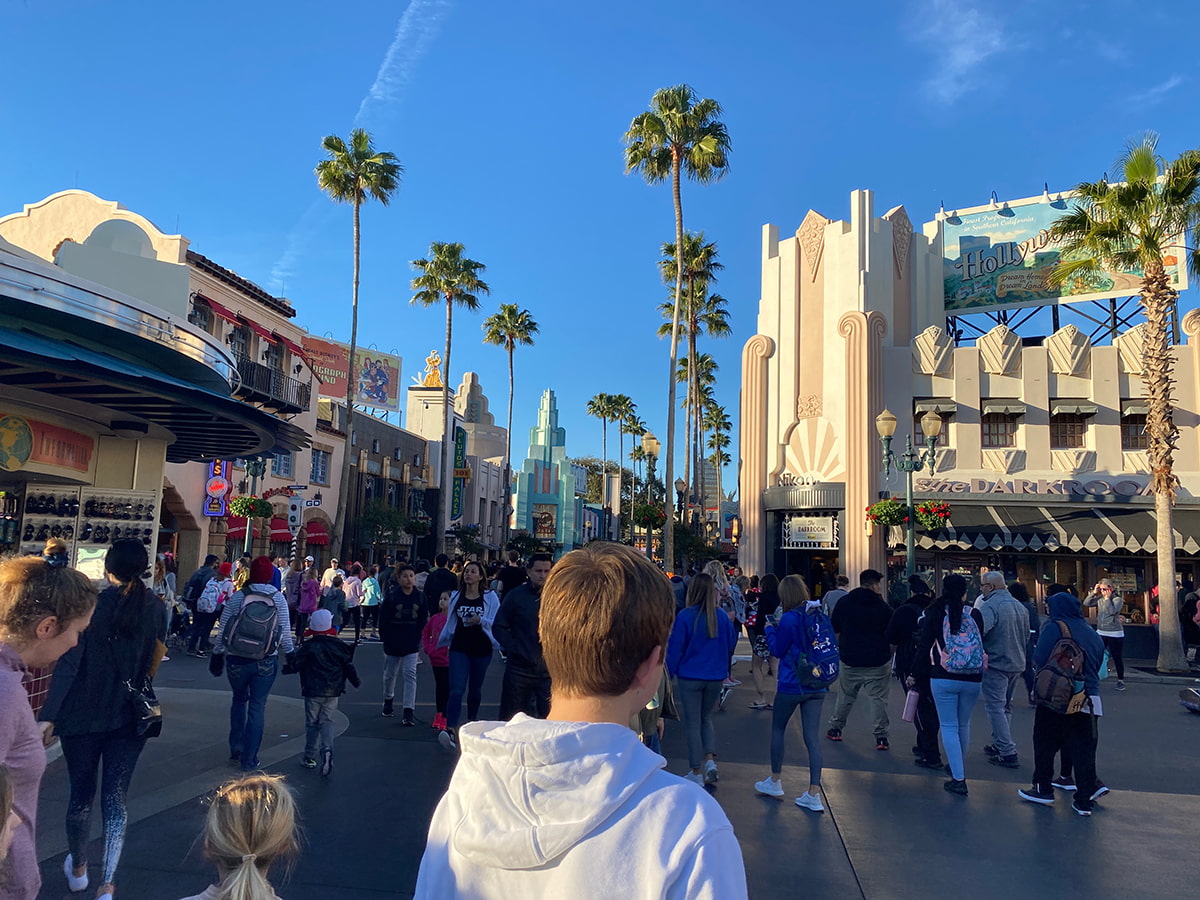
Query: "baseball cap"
304 555 314 563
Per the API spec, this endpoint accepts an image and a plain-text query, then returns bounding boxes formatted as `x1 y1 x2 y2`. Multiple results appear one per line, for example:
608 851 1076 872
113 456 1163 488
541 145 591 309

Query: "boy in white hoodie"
415 542 747 899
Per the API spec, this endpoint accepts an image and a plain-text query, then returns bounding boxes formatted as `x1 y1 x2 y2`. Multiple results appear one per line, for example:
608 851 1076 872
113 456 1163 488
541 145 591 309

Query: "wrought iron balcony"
233 353 311 414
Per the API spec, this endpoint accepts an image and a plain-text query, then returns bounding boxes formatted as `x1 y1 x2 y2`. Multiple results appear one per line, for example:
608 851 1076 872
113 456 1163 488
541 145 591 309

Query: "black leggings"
433 665 449 714
61 725 147 886
341 606 362 640
1102 635 1125 680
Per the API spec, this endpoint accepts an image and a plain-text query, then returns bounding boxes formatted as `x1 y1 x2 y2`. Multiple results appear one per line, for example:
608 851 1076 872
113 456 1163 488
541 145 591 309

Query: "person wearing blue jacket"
754 575 828 812
1018 591 1105 816
667 573 738 788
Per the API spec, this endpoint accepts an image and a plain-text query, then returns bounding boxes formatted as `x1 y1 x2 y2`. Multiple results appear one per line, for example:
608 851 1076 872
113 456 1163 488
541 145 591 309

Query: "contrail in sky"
270 0 452 291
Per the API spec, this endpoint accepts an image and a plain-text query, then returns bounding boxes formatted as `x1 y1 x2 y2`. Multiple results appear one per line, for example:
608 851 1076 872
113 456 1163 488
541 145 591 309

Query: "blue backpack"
796 608 840 689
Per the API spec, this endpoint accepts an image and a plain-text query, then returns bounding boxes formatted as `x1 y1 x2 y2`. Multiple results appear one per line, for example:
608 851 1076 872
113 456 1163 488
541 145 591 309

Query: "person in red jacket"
421 594 451 730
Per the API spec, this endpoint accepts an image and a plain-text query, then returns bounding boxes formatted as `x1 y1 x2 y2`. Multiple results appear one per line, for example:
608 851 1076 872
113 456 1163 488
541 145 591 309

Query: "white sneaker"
755 777 784 798
64 854 88 892
703 759 719 784
438 729 457 751
795 791 825 812
684 771 706 787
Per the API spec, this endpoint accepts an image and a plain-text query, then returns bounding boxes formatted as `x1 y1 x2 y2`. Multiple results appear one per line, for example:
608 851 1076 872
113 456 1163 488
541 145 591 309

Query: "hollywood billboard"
300 335 402 413
941 191 1187 314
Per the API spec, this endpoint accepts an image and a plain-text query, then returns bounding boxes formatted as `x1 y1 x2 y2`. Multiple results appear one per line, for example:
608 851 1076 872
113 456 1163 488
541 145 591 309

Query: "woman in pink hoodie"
421 593 451 730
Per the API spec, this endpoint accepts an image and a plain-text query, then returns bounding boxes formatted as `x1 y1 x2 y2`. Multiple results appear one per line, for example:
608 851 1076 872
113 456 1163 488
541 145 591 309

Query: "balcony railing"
233 353 312 414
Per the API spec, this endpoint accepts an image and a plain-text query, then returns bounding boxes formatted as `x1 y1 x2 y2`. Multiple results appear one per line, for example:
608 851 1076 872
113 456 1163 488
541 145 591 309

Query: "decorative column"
838 311 888 577
739 334 775 576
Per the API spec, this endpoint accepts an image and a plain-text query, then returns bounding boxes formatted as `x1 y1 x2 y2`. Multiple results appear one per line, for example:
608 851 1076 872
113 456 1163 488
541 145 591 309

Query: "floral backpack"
936 612 985 674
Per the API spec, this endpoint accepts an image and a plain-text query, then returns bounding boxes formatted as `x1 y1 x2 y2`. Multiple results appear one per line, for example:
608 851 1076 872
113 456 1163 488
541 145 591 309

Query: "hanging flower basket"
914 500 952 530
866 498 907 527
228 495 273 519
633 503 667 529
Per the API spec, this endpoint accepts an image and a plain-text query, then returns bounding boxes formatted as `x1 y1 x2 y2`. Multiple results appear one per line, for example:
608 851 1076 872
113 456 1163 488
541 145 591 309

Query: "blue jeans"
931 678 982 781
304 696 338 760
446 651 492 729
227 655 278 769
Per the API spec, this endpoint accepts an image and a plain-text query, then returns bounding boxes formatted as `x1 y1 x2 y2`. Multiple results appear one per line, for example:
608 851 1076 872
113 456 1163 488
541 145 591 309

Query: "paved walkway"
34 642 1200 899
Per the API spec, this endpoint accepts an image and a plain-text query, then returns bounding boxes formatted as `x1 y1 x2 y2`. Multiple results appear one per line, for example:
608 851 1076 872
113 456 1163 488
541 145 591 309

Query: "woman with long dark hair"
666 573 739 787
42 539 166 897
912 573 985 797
746 574 779 709
436 561 500 751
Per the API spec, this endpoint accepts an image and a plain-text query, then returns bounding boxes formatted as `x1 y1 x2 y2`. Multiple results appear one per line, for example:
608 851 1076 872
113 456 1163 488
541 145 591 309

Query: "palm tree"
1048 133 1200 673
411 242 491 555
609 395 637 543
677 353 719 510
705 403 732 537
585 393 618 537
316 129 402 555
625 85 731 573
625 413 648 541
482 303 539 551
659 233 726 508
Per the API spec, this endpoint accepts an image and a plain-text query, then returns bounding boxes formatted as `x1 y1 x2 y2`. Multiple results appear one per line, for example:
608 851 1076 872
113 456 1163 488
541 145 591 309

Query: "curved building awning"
0 322 309 463
269 517 292 542
910 503 1200 556
304 520 330 545
225 516 260 540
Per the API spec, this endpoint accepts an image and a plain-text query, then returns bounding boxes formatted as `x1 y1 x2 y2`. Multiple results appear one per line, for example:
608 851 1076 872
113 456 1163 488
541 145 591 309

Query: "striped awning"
225 516 260 540
905 504 1200 556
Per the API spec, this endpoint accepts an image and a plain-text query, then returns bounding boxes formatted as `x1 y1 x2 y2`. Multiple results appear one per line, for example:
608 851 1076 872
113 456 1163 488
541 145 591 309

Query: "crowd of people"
2 530 1194 899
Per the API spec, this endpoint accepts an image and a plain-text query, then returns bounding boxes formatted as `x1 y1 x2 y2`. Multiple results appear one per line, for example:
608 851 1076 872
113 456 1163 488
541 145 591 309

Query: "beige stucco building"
740 189 1199 652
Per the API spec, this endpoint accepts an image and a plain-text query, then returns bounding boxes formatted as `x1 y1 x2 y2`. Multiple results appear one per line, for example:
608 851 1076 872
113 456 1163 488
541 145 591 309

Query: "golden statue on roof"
419 349 444 388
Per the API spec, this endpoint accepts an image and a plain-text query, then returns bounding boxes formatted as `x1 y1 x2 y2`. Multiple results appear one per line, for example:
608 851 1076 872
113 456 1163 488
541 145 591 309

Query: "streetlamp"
675 477 686 521
243 457 267 555
875 409 941 580
409 474 428 562
642 432 660 559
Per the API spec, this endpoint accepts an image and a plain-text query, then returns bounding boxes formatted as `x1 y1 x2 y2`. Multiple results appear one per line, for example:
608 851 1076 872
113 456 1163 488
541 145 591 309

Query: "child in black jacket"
292 609 360 775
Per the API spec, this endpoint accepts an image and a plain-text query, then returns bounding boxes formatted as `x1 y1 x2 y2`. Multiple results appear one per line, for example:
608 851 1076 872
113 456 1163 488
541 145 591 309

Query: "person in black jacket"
292 609 360 776
379 564 427 724
41 539 166 898
493 554 553 719
827 569 894 750
887 575 941 769
496 550 528 598
423 554 459 618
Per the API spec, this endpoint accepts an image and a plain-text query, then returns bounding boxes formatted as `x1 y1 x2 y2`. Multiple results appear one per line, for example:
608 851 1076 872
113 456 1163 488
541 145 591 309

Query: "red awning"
225 515 260 540
269 517 292 542
304 520 330 545
200 296 241 325
239 316 276 344
273 333 322 380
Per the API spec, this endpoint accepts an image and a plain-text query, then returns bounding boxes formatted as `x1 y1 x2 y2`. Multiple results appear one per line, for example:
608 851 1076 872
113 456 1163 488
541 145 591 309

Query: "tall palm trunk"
502 343 514 551
617 424 625 542
1144 264 1187 671
663 156 683 571
689 324 699 522
439 295 455 556
714 438 724 543
333 198 362 558
600 419 609 538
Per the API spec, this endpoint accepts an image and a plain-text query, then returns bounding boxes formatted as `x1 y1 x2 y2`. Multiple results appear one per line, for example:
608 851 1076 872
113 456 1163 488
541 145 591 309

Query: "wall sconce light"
262 349 272 362
225 332 235 345
294 363 303 375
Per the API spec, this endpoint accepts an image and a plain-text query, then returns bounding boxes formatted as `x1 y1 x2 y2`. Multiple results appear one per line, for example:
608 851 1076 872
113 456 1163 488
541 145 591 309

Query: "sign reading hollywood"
300 336 402 413
941 191 1187 314
915 477 1151 497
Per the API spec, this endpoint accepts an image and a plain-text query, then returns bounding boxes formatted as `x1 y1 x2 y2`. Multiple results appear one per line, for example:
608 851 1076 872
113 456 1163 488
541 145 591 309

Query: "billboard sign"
300 335 402 413
942 191 1187 314
533 503 557 539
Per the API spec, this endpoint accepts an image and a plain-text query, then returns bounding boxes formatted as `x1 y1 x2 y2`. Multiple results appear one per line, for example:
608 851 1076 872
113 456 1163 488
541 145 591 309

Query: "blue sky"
2 0 1196 488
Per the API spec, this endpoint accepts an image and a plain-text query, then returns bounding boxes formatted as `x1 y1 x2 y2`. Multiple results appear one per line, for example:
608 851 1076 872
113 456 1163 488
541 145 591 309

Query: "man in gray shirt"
976 571 1027 768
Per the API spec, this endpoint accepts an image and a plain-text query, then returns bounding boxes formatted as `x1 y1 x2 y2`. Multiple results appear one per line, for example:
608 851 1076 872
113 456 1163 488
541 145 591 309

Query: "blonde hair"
541 543 673 698
778 575 811 614
702 560 730 593
0 556 96 644
203 774 299 900
685 573 719 638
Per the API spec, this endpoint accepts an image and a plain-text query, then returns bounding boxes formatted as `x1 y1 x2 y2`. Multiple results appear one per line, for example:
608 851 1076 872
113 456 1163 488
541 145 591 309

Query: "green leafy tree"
315 129 402 554
625 84 731 573
585 393 619 534
449 523 485 558
507 531 547 557
483 303 539 551
1048 133 1200 672
705 404 732 523
411 242 491 555
358 499 407 550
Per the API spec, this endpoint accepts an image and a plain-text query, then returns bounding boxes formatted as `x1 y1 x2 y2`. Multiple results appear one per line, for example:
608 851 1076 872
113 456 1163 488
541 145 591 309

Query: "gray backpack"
222 592 279 660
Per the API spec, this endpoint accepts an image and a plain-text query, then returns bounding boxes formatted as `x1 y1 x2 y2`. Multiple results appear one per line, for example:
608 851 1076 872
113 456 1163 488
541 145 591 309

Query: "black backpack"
222 591 280 660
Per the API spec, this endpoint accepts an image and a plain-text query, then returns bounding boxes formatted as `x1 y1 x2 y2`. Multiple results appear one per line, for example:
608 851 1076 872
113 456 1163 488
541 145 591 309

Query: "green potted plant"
865 498 907 527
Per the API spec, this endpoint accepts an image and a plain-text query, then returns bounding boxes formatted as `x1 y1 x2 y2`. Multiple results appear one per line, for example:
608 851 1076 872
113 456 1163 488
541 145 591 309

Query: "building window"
981 413 1018 448
1050 414 1087 450
372 439 381 454
271 451 293 477
229 325 250 359
264 339 284 370
914 416 949 447
311 449 330 484
1122 414 1149 451
188 302 213 333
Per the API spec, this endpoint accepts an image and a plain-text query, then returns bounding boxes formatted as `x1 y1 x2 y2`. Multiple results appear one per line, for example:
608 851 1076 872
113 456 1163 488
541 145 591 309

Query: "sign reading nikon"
941 191 1187 314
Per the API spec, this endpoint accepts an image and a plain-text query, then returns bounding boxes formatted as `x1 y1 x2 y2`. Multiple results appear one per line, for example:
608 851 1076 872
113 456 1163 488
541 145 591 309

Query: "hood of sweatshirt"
1047 591 1084 620
447 715 667 870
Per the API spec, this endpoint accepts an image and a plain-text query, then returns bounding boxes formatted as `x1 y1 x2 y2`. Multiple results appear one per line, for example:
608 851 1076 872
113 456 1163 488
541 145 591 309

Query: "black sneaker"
944 779 968 796
1072 798 1093 816
989 754 1020 768
402 708 415 727
1051 778 1077 791
983 744 1000 757
1090 781 1110 801
875 737 890 751
912 746 923 757
300 757 317 769
382 698 395 717
915 757 945 770
1018 786 1055 805
826 728 843 742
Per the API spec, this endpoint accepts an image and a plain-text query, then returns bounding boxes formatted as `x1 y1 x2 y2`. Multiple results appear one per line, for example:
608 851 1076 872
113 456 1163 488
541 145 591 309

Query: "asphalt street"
34 639 1200 899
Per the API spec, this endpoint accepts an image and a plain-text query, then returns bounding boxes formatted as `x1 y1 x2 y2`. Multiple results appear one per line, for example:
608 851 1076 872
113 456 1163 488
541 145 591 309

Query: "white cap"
304 555 314 563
